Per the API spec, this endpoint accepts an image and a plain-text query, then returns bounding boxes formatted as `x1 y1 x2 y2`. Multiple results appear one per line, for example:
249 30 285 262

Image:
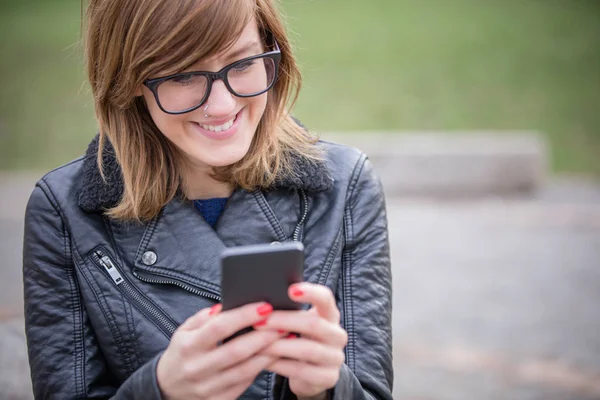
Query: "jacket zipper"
292 189 308 242
92 250 178 336
132 269 222 302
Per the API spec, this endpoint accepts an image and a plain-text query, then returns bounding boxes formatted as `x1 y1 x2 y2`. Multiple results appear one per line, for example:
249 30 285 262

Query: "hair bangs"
139 0 256 79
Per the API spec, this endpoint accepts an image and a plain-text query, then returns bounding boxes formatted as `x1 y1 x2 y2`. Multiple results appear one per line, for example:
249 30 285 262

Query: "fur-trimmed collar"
77 134 333 212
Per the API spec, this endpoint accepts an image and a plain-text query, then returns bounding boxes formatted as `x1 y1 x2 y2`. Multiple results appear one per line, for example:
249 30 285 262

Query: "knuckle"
338 328 349 347
326 286 336 300
332 308 341 322
177 334 195 354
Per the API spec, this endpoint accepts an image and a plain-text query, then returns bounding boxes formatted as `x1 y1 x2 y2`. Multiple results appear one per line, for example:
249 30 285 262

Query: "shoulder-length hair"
84 0 321 221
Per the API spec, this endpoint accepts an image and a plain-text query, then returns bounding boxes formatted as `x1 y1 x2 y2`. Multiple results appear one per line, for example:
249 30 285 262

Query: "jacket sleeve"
332 155 394 400
23 182 164 400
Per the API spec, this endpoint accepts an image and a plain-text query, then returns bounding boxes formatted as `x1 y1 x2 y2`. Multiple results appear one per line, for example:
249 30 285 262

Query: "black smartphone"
220 241 305 312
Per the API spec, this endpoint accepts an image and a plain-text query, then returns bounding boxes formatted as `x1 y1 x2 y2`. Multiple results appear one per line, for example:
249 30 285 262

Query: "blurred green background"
0 0 599 174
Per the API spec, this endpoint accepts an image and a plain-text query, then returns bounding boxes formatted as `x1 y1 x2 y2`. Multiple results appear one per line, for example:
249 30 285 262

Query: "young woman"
23 1 393 399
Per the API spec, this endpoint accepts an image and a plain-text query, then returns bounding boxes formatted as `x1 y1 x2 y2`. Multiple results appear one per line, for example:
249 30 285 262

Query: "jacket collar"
77 133 333 212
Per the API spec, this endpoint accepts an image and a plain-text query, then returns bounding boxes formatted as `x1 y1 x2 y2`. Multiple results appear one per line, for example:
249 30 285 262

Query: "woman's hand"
156 301 286 400
254 283 348 399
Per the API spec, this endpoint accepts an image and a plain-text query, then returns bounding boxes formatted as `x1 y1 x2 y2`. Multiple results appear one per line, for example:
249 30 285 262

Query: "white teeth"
200 118 234 132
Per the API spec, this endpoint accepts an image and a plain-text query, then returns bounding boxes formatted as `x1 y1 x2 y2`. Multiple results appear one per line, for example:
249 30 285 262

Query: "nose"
203 79 236 118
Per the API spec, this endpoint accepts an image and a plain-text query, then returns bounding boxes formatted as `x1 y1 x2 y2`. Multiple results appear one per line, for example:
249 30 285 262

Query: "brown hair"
84 0 322 221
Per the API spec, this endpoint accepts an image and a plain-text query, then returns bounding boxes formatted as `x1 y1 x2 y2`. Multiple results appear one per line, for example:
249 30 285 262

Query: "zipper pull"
95 251 124 285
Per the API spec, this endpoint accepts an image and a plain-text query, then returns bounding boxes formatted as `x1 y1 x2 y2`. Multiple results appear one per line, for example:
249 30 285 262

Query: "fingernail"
257 303 273 316
291 287 304 297
209 304 221 316
254 319 268 327
286 333 298 339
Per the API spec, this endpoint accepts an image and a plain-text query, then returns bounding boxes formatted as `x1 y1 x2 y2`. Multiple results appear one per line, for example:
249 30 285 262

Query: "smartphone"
220 241 304 312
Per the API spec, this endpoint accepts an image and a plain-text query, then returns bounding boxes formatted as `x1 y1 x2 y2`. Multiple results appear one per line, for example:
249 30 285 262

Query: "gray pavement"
1 174 600 399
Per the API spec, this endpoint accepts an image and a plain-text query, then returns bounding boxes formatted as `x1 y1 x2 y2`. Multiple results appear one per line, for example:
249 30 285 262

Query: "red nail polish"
286 333 298 339
209 304 221 316
291 288 304 297
254 319 268 327
277 329 286 334
257 303 273 316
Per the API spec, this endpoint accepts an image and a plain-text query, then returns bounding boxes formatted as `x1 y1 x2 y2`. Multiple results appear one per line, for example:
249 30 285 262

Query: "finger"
198 329 285 371
178 303 222 332
261 337 345 367
253 310 348 348
289 283 340 323
268 359 340 391
190 301 274 349
202 353 277 395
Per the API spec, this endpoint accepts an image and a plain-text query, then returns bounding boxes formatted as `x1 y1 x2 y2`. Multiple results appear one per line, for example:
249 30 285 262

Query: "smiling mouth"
196 111 240 133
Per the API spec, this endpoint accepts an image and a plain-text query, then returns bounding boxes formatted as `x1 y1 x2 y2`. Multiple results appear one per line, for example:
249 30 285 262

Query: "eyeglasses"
143 41 281 115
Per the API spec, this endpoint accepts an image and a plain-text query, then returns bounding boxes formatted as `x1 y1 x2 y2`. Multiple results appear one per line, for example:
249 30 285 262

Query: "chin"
195 144 251 168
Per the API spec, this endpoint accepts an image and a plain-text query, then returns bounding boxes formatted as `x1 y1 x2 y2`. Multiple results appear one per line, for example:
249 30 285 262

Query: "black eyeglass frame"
143 41 281 115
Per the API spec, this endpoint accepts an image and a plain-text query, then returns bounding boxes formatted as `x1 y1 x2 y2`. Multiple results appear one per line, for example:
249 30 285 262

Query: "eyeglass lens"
156 57 276 113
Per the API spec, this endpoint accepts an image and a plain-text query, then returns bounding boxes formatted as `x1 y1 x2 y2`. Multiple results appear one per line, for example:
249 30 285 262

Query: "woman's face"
140 19 268 170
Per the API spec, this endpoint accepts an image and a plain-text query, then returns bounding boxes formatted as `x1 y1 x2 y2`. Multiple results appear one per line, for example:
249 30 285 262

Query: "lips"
191 108 243 141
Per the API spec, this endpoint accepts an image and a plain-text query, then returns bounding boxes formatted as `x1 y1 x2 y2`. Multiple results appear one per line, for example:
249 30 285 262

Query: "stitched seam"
65 232 85 398
68 270 86 399
121 295 136 370
318 226 343 286
37 156 84 181
128 301 142 368
252 190 287 241
340 154 368 372
266 371 271 400
342 208 355 371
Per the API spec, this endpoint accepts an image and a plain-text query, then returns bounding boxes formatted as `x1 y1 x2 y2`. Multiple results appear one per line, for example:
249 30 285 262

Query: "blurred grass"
0 0 599 174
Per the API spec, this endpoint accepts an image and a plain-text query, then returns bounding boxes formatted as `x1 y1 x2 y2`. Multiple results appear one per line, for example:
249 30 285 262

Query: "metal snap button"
142 251 157 266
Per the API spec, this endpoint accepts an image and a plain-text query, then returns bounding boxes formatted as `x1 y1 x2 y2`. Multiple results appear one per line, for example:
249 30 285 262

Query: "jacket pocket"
90 246 178 338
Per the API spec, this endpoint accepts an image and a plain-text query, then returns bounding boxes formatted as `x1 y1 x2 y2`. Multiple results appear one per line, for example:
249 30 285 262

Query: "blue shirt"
192 198 228 228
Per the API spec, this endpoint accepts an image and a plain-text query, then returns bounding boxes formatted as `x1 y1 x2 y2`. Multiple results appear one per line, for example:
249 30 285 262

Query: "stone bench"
321 131 548 198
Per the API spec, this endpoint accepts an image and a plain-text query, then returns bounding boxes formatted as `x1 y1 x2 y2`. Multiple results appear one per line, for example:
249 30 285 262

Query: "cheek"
141 91 186 138
248 94 269 124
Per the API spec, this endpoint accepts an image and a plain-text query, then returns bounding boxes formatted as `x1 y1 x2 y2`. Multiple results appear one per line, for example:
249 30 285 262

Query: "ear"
134 86 143 97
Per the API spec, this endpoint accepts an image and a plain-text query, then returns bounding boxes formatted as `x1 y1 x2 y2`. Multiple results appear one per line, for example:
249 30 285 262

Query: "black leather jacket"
23 134 393 399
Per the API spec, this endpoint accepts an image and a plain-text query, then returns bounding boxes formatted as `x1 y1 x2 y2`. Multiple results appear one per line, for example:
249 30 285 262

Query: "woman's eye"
171 74 195 85
232 60 255 73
